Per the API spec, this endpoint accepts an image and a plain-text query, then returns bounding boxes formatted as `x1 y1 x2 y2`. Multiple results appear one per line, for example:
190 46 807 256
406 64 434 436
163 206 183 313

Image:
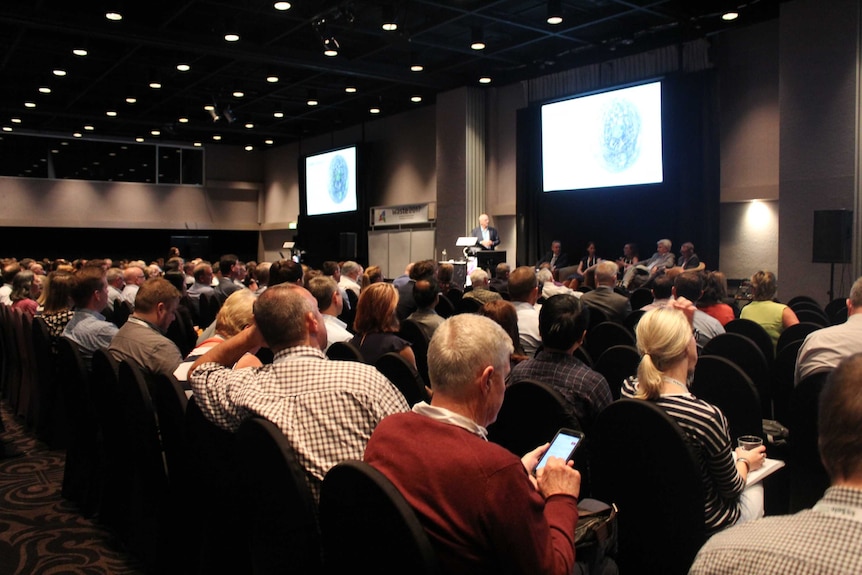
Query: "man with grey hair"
307 274 352 350
189 283 408 502
122 265 146 308
580 260 632 323
364 313 582 575
105 267 126 313
338 260 363 297
621 238 676 290
795 276 862 384
463 268 502 304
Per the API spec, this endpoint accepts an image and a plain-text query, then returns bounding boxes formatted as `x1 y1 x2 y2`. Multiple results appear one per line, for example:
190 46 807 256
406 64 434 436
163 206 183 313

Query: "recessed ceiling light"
382 22 397 31
274 2 291 10
244 123 254 129
547 15 563 25
2 127 12 132
213 135 222 141
151 129 160 136
233 90 245 98
324 48 338 57
53 68 67 77
370 107 381 114
479 76 492 84
410 64 424 72
61 141 69 146
266 74 279 83
193 142 202 147
135 137 144 142
176 63 191 72
411 95 422 103
245 145 254 151
51 149 59 153
722 11 739 21
73 132 82 138
73 48 88 57
178 117 189 123
345 86 357 93
149 81 162 89
84 125 94 130
265 139 274 145
106 110 117 117
204 104 215 111
307 98 319 106
105 11 122 21
224 33 240 42
39 87 51 94
273 111 284 118
24 102 36 108
11 118 21 123
126 97 137 104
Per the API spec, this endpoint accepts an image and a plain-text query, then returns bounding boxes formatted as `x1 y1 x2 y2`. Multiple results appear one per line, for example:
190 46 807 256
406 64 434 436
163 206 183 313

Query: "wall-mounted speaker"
812 210 852 263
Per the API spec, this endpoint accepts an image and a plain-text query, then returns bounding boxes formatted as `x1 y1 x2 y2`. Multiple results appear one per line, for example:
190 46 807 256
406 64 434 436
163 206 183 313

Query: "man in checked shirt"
189 282 409 502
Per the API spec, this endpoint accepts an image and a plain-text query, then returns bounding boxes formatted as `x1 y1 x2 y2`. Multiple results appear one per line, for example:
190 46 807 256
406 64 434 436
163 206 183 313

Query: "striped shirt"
622 377 745 533
189 345 409 501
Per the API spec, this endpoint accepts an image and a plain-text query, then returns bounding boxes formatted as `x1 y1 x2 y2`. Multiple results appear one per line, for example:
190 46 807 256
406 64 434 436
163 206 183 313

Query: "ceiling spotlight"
273 2 291 10
2 127 11 133
39 87 51 94
307 97 319 106
24 102 36 108
84 125 94 130
273 110 284 118
213 135 222 141
193 142 202 147
345 85 357 93
204 104 215 111
370 106 381 114
547 0 563 25
177 63 191 72
722 11 739 21
233 90 245 98
471 27 486 50
106 110 117 117
323 36 339 57
149 80 162 89
208 108 220 121
245 145 254 152
134 137 143 142
126 96 137 104
265 139 274 145
11 118 21 123
178 117 189 123
266 72 279 83
410 53 424 72
479 76 492 84
73 132 82 138
72 48 88 57
105 9 123 21
244 123 254 129
53 68 67 77
382 5 397 31
151 129 160 136
411 95 422 103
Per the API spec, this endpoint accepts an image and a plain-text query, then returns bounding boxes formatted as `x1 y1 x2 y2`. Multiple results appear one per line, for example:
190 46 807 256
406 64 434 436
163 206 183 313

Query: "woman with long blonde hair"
623 301 767 535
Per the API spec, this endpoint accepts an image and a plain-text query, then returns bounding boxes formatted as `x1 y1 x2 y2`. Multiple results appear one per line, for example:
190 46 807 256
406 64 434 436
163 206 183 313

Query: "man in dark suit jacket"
471 213 500 250
536 240 570 273
579 260 632 324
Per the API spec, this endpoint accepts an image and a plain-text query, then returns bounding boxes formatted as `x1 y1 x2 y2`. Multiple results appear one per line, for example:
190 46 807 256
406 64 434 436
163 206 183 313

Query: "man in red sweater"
364 313 581 575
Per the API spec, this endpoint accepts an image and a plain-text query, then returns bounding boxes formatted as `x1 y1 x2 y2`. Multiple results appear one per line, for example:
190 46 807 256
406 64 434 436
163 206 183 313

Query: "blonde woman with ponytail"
621 299 768 536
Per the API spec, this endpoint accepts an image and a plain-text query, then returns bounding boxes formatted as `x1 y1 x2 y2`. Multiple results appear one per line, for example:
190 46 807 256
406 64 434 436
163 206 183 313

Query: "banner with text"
371 203 433 227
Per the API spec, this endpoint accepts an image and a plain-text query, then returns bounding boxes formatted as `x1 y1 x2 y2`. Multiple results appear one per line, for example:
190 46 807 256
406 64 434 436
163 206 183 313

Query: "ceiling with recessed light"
0 0 784 152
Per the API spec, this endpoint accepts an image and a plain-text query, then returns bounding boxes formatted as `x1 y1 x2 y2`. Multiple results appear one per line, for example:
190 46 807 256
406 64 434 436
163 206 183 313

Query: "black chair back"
326 340 365 362
786 295 820 308
435 294 455 318
113 299 132 328
692 355 763 441
573 345 593 368
398 318 430 387
583 321 635 363
702 332 772 419
776 322 822 355
230 417 323 575
339 289 359 331
824 297 847 323
724 318 776 367
31 316 59 445
446 287 464 304
830 306 849 325
166 303 196 358
770 338 804 424
375 352 429 406
789 371 831 512
793 308 829 327
592 399 704 575
56 336 101 515
455 296 482 315
623 309 645 334
198 293 219 330
584 305 608 331
593 345 640 401
319 460 440 575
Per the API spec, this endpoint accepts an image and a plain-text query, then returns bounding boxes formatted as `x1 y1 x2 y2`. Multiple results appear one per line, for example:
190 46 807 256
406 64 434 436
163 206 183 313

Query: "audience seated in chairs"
477 299 530 366
508 266 542 357
622 301 766 535
35 270 75 344
509 294 613 437
462 268 503 305
62 266 119 372
579 261 632 324
188 283 409 503
405 277 445 341
739 270 799 351
363 313 583 575
307 275 353 351
350 282 417 369
673 271 725 352
698 271 736 326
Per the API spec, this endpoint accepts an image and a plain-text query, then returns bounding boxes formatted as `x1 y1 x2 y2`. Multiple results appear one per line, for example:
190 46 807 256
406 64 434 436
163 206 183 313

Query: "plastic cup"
738 435 763 451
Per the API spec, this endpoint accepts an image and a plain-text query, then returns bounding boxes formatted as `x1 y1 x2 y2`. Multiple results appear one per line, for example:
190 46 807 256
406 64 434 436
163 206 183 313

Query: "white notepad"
746 458 785 486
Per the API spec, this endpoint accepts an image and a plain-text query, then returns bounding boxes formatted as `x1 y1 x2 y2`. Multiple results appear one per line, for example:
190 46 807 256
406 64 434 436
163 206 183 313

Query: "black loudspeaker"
812 210 852 263
339 232 357 259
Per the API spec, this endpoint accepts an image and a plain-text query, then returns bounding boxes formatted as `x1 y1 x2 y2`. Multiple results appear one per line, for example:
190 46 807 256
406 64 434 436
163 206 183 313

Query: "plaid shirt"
190 345 409 501
690 486 862 574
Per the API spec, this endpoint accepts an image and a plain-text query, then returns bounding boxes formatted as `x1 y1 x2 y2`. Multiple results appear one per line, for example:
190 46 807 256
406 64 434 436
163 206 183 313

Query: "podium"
476 250 506 278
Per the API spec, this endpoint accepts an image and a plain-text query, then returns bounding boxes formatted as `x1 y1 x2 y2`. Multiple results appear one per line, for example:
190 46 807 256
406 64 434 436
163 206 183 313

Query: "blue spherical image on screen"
328 154 349 204
600 98 641 173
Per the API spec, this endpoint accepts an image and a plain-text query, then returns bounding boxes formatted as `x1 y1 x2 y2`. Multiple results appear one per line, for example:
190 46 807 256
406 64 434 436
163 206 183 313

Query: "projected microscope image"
600 98 642 173
329 154 349 204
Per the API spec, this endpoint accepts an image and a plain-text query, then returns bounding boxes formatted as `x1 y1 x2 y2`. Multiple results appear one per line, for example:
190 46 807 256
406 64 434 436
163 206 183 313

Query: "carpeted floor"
0 401 147 575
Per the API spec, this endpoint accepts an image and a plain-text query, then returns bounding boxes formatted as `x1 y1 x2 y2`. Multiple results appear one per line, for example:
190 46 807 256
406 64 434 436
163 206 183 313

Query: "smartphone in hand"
534 428 584 474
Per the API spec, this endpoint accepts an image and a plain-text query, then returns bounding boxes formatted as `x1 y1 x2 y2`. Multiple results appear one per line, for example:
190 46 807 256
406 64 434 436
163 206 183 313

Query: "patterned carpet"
0 401 147 575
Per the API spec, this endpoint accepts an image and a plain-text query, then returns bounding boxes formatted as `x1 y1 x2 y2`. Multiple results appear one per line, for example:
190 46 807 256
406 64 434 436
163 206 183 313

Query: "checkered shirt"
690 486 862 574
189 345 409 501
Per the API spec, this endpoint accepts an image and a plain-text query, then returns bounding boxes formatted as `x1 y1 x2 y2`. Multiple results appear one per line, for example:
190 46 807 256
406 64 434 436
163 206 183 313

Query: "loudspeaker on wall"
812 210 852 264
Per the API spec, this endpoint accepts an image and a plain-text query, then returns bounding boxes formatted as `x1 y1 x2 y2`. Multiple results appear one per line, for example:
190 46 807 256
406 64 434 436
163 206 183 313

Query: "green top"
740 300 787 349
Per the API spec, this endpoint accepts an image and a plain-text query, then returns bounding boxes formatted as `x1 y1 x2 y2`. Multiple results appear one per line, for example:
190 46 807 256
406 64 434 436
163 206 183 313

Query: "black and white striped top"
622 377 745 533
